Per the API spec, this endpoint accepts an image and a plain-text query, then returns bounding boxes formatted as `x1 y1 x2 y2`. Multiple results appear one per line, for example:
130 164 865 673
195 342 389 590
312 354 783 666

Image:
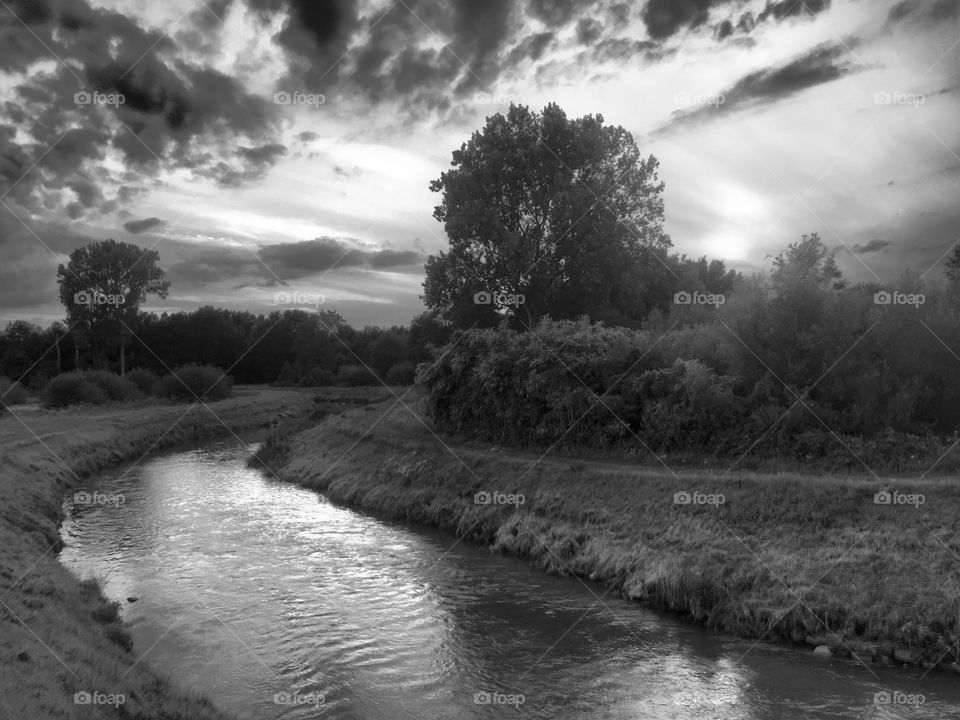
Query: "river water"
59 440 960 719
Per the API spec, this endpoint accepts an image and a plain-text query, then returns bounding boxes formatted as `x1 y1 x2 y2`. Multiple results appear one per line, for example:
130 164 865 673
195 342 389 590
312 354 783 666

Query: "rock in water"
813 645 832 657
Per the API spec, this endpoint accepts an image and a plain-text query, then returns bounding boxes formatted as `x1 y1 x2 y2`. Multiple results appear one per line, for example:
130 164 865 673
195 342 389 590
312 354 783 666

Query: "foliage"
82 369 141 401
385 361 416 385
125 368 159 395
56 239 169 369
154 364 233 401
0 376 28 409
424 102 671 329
40 373 108 408
335 365 379 387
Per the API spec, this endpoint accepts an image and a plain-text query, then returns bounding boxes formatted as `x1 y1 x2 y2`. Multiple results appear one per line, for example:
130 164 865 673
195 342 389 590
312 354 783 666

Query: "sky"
1 0 959 328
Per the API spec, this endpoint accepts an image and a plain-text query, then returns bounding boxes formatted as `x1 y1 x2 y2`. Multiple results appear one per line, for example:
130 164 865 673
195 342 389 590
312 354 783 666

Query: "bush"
385 361 416 385
154 364 233 401
0 377 28 409
82 370 141 401
336 365 379 387
299 367 335 386
40 373 108 408
125 368 159 396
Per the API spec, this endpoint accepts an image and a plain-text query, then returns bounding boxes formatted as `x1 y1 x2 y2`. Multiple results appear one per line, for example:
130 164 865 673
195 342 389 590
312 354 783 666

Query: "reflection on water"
60 442 960 719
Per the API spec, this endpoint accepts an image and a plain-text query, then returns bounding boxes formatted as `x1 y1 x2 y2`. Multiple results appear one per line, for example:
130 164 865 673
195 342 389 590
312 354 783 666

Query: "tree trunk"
55 336 61 374
120 333 126 376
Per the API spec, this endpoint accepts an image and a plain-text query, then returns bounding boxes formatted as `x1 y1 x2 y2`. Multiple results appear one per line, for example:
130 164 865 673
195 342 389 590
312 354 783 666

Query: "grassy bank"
276 390 960 673
0 386 353 719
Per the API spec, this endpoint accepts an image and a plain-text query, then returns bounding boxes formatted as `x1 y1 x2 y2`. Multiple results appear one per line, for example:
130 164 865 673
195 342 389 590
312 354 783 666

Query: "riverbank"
275 391 960 673
0 386 379 719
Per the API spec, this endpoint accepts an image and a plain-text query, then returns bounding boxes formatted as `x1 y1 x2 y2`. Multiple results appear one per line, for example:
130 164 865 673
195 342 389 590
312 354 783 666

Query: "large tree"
57 239 169 374
424 103 671 329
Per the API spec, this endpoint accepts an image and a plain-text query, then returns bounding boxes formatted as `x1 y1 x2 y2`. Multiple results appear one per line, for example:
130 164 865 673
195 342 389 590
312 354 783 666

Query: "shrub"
82 370 141 401
154 364 233 401
125 368 159 396
336 365 379 387
385 361 416 385
40 373 108 408
298 367 335 387
0 377 28 409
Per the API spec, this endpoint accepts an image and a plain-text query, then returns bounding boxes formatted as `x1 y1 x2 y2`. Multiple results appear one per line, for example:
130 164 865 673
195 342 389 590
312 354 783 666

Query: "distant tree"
424 102 671 329
408 311 452 364
57 240 169 374
771 233 844 292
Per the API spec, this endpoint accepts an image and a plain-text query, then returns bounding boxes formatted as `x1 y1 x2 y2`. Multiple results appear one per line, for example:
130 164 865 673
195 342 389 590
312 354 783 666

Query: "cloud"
642 0 719 40
165 236 426 287
757 0 831 23
123 217 166 234
506 31 556 65
662 42 855 130
852 239 891 254
527 0 582 27
0 0 281 220
575 17 603 45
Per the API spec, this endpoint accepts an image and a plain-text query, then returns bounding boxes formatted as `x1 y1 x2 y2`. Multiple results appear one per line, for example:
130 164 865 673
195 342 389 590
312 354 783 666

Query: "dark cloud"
886 1 914 24
167 237 427 287
642 0 718 40
853 239 891 254
527 0 581 27
662 42 855 130
297 131 319 142
591 37 662 64
507 32 556 65
757 0 831 23
715 19 734 40
123 217 166 234
0 0 281 219
575 17 603 45
240 143 287 165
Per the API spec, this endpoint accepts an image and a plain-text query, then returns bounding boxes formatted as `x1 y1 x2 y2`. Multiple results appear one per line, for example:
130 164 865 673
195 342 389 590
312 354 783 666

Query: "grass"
0 386 331 719
275 389 960 671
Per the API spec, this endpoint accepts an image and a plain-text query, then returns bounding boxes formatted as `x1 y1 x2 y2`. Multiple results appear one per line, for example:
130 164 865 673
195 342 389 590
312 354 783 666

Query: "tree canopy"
56 239 170 371
424 103 672 329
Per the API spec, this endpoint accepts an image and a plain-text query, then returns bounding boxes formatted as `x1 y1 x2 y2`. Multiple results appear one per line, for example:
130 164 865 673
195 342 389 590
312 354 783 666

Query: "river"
58 440 960 719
